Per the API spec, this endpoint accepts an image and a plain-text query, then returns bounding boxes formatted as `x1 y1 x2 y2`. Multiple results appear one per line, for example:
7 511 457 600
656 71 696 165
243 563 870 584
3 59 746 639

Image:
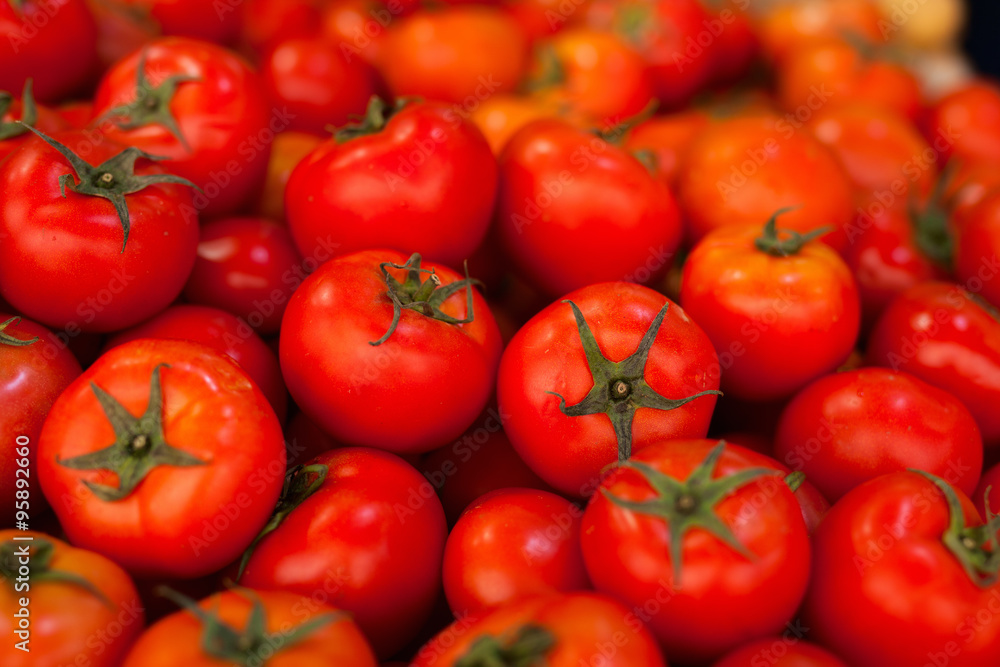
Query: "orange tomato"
255 130 324 222
757 0 884 64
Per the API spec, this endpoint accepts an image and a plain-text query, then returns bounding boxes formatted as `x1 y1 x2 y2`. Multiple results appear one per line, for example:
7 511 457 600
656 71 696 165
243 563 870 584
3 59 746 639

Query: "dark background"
965 0 1000 77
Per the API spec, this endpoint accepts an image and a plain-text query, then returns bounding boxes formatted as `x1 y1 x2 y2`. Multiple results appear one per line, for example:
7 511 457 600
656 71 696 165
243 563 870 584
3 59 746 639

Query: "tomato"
285 98 497 267
757 0 883 65
924 80 1000 168
975 461 1000 520
712 638 848 667
319 0 397 67
581 440 811 663
706 0 759 85
0 128 199 332
241 0 322 54
412 592 666 667
238 448 447 659
122 588 377 666
774 368 983 502
103 304 289 424
502 0 575 41
117 0 242 44
874 0 966 50
261 37 378 136
680 211 861 401
0 0 99 103
469 93 563 155
91 37 272 216
0 80 68 162
496 119 683 297
498 282 720 498
954 189 1000 310
0 531 144 667
442 488 589 616
677 114 854 251
623 108 710 188
867 281 1000 446
803 470 1000 666
0 315 80 521
254 130 323 222
182 218 304 336
37 339 286 578
377 6 528 105
947 162 1000 220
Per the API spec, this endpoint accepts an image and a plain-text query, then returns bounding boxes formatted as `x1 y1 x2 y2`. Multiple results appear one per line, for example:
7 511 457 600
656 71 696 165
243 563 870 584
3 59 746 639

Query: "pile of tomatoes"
2 0 1000 665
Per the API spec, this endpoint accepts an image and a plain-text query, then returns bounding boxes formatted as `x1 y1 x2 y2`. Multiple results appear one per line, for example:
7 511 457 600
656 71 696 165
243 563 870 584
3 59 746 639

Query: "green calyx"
0 316 38 347
236 464 328 580
523 45 566 94
614 2 655 49
20 123 198 253
0 78 36 141
56 364 207 502
6 0 24 14
784 471 806 493
98 49 198 152
335 96 414 143
0 538 112 607
548 300 721 462
456 624 556 667
602 442 779 584
911 470 1000 587
910 163 955 268
370 252 481 346
754 207 829 257
157 587 343 666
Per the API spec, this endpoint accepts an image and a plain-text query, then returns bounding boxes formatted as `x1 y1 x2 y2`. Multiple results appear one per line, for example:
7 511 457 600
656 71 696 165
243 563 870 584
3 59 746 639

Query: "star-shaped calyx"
0 316 38 347
57 364 206 502
602 442 780 584
455 624 556 667
0 78 36 141
547 299 721 461
0 537 112 606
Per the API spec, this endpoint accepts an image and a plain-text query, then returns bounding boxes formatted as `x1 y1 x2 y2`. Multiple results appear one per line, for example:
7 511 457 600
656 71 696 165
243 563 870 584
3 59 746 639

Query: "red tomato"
38 339 286 578
241 0 322 54
706 0 759 85
498 282 720 498
412 592 666 667
712 638 848 667
238 448 447 659
285 99 497 267
803 471 1000 666
774 368 983 502
623 109 710 188
502 0 575 41
103 304 289 424
975 461 1000 520
757 0 883 65
496 118 683 297
924 80 1000 168
581 440 811 664
954 189 1000 310
182 217 304 336
91 37 272 216
442 488 590 616
0 129 199 332
0 531 144 667
867 281 1000 446
0 80 68 161
0 315 81 521
122 588 377 666
117 0 242 44
680 212 861 401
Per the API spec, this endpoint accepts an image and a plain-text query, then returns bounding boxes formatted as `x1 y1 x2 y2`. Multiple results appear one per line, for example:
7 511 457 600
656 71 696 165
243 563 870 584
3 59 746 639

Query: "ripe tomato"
91 37 272 216
281 250 501 453
254 130 323 222
442 488 589 616
238 448 447 659
37 339 286 578
680 211 861 401
954 189 1000 310
623 108 710 188
774 368 983 502
503 0 573 41
497 118 683 297
803 471 1000 666
867 281 1000 446
0 315 80 521
947 161 1000 220
975 461 1000 520
0 128 199 332
241 0 322 54
757 0 883 65
285 98 497 267
712 638 848 667
0 80 68 161
122 588 377 666
469 93 564 155
412 592 666 667
117 0 242 44
581 440 811 664
706 0 759 85
677 114 854 251
498 282 720 498
0 531 144 667
924 80 1000 168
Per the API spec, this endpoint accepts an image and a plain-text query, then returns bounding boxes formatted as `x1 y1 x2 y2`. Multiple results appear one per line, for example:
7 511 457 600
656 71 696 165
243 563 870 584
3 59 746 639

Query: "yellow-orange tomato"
470 94 563 155
757 0 884 64
874 0 966 50
255 131 324 222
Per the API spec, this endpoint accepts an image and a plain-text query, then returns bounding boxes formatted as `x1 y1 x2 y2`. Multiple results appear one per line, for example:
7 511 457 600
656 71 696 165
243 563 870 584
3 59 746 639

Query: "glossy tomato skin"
581 440 811 664
498 282 719 498
91 37 271 216
975 461 1000 519
0 130 198 332
774 368 983 502
0 315 81 521
469 93 564 156
122 589 378 667
0 531 144 667
182 217 304 336
954 190 1000 310
803 472 1000 666
280 249 502 454
412 592 666 667
103 304 289 424
0 0 99 103
442 488 590 616
241 0 321 54
680 223 861 402
711 638 848 667
37 340 285 578
285 102 497 267
240 448 447 659
924 80 1000 168
497 119 683 297
623 109 710 188
867 282 1000 446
